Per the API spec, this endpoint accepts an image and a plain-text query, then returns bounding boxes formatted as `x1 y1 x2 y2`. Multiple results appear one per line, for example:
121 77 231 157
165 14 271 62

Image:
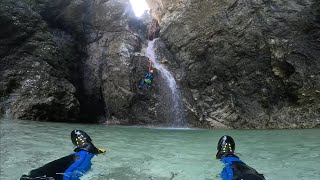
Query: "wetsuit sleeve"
220 157 242 180
63 150 94 180
221 157 265 180
221 165 233 180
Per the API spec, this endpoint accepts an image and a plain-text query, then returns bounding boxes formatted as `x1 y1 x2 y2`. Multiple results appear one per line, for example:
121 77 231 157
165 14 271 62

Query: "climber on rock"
20 130 106 180
139 69 154 89
216 135 265 180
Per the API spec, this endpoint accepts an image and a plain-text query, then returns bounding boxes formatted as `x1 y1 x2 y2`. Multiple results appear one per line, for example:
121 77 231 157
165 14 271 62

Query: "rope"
149 60 153 72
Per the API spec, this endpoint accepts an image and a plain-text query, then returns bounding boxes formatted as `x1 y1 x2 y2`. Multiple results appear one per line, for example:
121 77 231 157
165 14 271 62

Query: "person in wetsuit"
20 130 106 180
139 69 154 89
216 135 265 180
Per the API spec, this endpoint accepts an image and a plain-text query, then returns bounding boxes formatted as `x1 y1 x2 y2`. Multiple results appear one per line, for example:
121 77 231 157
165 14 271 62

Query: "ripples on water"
0 118 319 180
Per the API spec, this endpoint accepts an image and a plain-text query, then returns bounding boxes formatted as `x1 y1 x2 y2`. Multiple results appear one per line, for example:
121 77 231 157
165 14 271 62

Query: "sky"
129 0 150 17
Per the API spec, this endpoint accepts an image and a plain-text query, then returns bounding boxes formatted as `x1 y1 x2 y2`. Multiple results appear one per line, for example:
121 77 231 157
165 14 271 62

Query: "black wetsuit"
20 150 94 180
221 156 265 180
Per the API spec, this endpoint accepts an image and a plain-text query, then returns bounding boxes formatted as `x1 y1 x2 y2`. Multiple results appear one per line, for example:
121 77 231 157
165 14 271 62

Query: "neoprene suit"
20 150 94 180
221 156 265 180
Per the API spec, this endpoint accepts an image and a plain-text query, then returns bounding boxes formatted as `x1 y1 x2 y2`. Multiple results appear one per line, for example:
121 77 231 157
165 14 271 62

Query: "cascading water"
146 39 185 127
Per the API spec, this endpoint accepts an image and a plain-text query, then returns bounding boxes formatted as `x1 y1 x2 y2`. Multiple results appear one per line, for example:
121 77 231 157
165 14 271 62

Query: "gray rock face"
1 0 319 128
147 0 320 128
0 0 80 121
0 0 171 124
80 0 160 124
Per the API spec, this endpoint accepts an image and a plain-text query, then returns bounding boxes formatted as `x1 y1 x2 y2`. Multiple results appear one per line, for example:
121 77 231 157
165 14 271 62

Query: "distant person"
216 135 265 180
139 69 154 89
20 130 106 180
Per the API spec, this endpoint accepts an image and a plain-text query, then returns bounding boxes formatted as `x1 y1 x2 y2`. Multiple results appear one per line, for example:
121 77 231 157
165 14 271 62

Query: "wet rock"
82 0 157 124
0 0 168 124
148 0 320 128
0 0 80 121
2 0 319 128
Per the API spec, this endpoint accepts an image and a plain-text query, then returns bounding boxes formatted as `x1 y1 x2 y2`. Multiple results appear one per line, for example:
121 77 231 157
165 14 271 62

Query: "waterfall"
146 39 185 127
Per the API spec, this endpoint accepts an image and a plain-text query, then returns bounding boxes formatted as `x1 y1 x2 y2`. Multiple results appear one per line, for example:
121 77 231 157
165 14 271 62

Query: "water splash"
146 39 185 127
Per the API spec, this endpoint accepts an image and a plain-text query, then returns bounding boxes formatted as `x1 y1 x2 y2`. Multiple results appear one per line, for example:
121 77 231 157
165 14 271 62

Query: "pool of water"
0 118 319 180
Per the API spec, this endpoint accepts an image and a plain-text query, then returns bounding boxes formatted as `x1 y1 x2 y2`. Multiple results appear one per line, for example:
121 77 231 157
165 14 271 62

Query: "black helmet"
71 130 93 146
216 135 236 159
71 130 99 154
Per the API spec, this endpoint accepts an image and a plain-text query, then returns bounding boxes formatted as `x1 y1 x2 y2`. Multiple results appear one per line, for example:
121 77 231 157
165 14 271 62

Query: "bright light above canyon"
130 0 150 17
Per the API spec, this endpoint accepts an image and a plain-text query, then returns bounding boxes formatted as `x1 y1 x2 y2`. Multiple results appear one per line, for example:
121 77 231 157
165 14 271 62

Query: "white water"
146 39 185 127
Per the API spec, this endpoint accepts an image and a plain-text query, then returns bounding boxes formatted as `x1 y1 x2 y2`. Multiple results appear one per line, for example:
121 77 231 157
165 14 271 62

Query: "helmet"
149 69 154 73
71 130 92 146
216 135 235 159
71 130 106 154
71 130 100 154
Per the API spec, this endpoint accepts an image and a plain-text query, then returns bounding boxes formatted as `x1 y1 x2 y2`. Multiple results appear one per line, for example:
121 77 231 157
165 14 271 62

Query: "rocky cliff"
0 0 121 122
0 0 80 121
1 0 319 128
0 0 173 125
147 0 320 128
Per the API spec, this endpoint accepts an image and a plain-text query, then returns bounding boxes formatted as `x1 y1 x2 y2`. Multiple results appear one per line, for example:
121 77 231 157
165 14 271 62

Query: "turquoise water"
0 118 319 180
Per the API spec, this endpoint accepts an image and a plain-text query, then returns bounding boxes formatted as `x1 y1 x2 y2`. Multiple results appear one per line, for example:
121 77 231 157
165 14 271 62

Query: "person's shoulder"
222 156 242 164
75 150 87 155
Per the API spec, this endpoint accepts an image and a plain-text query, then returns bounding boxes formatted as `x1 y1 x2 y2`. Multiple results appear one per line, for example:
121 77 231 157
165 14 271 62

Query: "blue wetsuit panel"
63 150 94 180
221 157 243 180
145 73 154 79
